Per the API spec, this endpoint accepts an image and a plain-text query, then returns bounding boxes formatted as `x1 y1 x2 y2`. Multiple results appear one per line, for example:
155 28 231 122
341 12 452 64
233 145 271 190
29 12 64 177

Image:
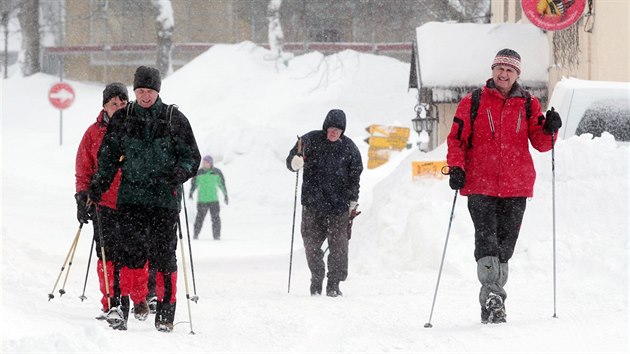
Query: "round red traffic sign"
48 82 75 110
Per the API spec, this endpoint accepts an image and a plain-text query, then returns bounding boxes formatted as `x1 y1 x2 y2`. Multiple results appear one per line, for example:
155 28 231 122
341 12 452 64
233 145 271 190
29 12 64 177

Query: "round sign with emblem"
522 0 585 31
48 82 75 110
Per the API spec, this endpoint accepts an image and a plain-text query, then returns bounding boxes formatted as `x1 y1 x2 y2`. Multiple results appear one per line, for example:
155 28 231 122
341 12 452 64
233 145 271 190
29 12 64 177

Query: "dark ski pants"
467 195 527 263
93 206 119 262
301 207 349 283
194 201 221 239
117 205 179 304
468 195 525 306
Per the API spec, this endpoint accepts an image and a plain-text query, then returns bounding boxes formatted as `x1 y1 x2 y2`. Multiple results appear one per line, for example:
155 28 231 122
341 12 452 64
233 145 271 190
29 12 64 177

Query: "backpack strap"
468 88 482 149
126 101 135 117
523 90 532 121
166 104 178 127
165 104 179 134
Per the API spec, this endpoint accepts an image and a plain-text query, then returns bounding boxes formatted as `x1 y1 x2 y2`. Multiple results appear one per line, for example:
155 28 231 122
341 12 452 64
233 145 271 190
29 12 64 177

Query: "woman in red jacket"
74 83 149 323
446 49 562 324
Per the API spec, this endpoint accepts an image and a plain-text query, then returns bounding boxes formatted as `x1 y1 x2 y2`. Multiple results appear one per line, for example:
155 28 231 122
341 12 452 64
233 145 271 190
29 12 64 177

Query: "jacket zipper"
487 108 495 138
516 110 522 134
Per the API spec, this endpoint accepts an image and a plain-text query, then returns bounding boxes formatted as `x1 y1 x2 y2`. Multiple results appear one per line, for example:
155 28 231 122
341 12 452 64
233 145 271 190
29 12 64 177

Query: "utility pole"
2 10 8 79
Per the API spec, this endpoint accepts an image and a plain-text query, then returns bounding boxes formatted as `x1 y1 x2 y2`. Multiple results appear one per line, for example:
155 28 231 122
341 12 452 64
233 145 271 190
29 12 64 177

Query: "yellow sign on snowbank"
365 124 410 169
412 160 448 179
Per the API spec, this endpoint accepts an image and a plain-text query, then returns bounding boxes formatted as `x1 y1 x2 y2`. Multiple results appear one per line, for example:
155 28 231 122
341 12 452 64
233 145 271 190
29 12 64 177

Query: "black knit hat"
102 82 128 106
133 66 161 92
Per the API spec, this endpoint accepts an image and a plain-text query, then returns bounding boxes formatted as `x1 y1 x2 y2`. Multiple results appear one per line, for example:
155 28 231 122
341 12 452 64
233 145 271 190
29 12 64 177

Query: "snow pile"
1 42 627 353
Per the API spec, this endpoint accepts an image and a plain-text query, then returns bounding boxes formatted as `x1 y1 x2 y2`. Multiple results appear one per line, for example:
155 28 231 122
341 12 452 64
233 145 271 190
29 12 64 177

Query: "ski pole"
95 209 111 309
181 186 199 302
177 218 195 335
49 224 83 300
424 190 458 328
552 132 558 318
323 208 360 256
79 237 95 302
59 224 83 296
287 137 302 294
287 169 299 294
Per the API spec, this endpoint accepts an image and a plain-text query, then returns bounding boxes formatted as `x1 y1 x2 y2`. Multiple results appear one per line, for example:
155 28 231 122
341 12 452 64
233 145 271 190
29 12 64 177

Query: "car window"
575 98 630 141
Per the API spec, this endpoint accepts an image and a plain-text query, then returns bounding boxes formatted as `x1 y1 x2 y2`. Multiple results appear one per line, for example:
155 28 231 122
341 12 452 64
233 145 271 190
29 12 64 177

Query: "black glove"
167 167 188 186
543 107 562 135
75 191 91 224
88 178 107 205
448 167 466 190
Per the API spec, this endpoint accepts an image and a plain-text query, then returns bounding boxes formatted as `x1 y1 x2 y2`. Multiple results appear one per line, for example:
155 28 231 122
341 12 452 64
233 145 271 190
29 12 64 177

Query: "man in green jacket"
89 66 201 332
189 155 228 240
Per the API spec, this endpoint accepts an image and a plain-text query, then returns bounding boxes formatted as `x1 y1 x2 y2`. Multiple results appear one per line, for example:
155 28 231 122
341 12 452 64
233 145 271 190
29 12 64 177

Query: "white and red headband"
491 55 521 75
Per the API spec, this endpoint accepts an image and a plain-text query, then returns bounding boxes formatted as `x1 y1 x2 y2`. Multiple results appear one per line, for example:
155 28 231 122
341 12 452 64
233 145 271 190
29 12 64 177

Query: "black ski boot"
480 306 491 324
148 296 158 314
486 293 507 324
107 296 129 330
326 279 343 297
310 278 323 296
155 301 177 333
133 300 150 321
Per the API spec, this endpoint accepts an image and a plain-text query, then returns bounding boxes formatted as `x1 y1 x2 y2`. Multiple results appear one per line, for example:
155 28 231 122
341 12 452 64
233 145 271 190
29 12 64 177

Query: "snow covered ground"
1 42 628 353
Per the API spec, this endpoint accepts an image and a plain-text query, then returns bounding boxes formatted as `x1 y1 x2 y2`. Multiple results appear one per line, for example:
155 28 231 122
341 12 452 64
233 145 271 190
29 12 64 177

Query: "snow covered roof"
411 22 549 91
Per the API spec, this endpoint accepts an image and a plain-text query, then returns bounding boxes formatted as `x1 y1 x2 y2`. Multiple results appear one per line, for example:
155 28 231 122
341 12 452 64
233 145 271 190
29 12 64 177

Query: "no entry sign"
48 82 75 110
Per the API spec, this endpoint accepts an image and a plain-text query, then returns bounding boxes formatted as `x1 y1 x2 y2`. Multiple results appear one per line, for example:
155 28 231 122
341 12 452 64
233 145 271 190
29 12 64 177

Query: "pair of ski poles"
49 192 200 308
424 136 558 328
48 212 111 305
48 223 85 301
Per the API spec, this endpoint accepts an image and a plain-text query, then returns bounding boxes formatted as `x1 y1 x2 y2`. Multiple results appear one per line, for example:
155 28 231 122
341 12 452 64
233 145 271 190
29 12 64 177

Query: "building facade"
50 0 460 84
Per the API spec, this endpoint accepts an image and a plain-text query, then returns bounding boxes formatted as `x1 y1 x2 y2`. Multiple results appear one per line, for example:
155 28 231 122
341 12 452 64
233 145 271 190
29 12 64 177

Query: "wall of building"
54 0 444 85
491 0 629 87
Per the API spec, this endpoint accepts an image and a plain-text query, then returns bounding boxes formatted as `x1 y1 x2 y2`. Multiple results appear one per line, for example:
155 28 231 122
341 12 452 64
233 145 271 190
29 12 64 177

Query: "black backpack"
125 101 179 135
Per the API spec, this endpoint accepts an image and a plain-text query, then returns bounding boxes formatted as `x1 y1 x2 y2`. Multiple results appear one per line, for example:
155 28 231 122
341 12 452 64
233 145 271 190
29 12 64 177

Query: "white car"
547 78 630 140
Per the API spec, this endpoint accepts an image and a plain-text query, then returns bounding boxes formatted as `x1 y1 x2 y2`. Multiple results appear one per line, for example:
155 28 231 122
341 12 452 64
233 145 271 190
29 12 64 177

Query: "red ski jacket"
75 111 121 210
447 80 557 198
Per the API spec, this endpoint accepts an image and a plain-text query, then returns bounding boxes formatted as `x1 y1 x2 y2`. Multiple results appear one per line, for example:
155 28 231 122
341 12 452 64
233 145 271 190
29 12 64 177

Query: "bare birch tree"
267 0 292 67
17 0 39 76
151 0 174 76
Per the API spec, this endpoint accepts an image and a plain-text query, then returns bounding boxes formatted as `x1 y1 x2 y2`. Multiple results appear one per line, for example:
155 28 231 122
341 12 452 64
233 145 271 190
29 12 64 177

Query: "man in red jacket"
446 49 562 324
75 83 150 325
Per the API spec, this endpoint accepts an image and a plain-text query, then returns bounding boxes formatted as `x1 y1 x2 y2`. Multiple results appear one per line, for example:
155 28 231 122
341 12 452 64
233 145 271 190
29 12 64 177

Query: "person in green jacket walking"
189 155 228 240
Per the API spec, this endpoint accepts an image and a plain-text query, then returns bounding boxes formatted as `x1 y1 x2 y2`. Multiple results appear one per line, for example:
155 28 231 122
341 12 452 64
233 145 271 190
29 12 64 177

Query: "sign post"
48 82 75 146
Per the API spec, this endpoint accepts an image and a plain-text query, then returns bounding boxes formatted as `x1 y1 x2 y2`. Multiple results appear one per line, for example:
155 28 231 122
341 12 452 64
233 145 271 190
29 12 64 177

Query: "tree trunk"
151 0 174 76
17 0 40 76
267 0 284 60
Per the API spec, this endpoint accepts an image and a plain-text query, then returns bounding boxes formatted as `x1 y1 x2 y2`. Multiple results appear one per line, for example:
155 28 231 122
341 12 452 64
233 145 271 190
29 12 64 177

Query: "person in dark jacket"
189 155 228 240
89 66 201 332
446 48 562 324
286 109 363 297
75 82 128 320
